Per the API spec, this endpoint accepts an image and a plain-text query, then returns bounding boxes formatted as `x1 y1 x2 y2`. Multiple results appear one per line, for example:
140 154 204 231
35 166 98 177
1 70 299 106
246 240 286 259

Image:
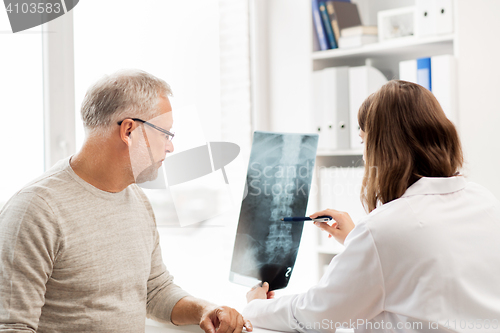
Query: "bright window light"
0 10 44 208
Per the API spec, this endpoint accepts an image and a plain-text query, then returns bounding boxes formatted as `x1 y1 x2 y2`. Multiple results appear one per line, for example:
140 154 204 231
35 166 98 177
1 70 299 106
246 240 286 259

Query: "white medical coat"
242 176 500 332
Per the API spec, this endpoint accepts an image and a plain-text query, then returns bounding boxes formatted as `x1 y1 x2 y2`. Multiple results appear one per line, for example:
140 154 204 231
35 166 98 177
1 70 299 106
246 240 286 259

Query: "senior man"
0 70 251 333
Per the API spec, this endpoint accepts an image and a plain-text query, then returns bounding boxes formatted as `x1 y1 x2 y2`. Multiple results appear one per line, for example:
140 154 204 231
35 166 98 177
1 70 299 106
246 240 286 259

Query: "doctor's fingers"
314 209 355 230
246 282 270 302
315 222 351 245
314 221 339 235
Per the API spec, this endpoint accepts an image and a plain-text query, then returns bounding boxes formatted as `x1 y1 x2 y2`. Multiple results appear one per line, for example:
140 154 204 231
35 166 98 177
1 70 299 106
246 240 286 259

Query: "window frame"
42 12 76 170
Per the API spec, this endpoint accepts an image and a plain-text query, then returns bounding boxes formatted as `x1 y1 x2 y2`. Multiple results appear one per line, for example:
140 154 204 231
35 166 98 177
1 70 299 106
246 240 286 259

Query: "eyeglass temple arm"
117 119 174 138
142 121 175 138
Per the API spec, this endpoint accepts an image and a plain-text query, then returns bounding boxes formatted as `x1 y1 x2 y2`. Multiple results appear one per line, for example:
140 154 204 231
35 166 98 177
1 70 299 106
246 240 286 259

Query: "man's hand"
310 209 355 245
246 282 275 303
171 296 252 333
199 305 252 333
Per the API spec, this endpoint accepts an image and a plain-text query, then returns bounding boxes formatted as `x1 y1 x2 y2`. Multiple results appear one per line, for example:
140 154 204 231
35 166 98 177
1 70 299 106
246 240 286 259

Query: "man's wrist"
197 299 218 322
171 296 216 326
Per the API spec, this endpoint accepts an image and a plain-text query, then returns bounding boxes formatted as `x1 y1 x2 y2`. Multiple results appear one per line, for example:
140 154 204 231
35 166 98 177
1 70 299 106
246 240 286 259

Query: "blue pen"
280 216 332 223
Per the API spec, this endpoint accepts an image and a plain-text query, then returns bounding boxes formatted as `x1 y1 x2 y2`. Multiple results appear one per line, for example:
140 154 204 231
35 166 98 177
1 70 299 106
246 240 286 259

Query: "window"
0 11 44 209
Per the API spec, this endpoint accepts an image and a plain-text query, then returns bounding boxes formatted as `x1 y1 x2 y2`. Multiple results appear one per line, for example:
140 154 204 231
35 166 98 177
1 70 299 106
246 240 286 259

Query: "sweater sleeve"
0 191 62 332
242 221 385 332
145 221 190 323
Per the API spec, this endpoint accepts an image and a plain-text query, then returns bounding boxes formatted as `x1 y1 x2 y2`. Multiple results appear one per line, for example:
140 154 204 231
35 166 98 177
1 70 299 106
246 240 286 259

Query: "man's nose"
166 140 174 154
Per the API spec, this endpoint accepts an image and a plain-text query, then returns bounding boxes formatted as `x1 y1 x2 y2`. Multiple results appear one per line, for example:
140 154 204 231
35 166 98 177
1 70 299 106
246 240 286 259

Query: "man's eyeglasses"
117 118 175 142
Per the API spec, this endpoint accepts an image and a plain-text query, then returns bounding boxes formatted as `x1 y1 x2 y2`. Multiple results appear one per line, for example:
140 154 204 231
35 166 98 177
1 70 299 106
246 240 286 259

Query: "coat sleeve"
242 221 385 332
0 191 62 332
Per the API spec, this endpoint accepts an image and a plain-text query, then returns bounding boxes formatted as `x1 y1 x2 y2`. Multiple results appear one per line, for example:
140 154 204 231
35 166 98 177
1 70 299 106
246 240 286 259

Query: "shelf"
317 149 364 157
312 34 454 62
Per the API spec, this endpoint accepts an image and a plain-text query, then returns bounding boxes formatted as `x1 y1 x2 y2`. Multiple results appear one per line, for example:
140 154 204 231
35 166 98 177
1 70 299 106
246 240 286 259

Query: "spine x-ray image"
229 131 319 290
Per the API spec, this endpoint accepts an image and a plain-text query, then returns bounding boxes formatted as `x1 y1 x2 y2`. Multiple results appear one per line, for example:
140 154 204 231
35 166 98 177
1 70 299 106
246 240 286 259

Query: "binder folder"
415 0 437 37
431 54 457 122
399 59 418 83
417 58 432 91
312 67 350 151
323 67 350 150
435 0 454 34
348 66 388 150
312 70 330 150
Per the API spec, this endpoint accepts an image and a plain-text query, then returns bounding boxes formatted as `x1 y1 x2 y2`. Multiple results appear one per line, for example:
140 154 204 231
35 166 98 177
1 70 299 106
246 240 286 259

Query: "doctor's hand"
246 282 275 303
310 209 355 245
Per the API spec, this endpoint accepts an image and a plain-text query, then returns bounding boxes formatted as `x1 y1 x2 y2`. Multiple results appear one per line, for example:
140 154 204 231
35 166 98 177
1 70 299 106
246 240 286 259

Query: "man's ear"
126 132 132 146
119 119 136 146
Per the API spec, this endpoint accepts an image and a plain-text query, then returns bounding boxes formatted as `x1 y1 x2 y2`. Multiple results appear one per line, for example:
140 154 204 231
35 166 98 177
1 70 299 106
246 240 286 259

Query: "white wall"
267 0 313 134
455 0 500 199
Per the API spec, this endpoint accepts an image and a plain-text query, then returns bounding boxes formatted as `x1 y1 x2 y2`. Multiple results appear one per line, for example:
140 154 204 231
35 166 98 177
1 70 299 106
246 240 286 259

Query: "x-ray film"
229 131 319 291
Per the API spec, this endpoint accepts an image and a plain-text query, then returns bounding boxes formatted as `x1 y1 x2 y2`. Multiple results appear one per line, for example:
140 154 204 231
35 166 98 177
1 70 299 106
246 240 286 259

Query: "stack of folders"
318 166 366 256
399 55 457 122
312 65 388 151
312 0 362 51
338 25 378 49
312 67 350 151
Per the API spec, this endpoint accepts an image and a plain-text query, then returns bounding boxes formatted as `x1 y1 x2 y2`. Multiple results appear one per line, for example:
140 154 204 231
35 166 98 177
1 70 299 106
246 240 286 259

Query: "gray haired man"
0 70 252 333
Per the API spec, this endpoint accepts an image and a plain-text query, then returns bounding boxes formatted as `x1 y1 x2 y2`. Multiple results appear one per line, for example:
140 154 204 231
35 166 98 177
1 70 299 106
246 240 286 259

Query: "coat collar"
401 175 467 198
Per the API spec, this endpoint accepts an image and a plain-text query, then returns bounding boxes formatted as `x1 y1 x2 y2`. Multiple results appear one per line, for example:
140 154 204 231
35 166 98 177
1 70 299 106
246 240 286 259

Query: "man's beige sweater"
0 157 190 332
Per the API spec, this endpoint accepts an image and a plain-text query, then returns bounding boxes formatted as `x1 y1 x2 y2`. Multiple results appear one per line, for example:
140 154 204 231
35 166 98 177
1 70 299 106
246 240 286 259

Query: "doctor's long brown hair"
358 80 463 213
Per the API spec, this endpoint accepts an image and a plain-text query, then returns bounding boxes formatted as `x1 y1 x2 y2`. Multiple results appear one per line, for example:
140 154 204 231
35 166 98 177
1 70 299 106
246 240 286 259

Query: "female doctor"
243 80 500 332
